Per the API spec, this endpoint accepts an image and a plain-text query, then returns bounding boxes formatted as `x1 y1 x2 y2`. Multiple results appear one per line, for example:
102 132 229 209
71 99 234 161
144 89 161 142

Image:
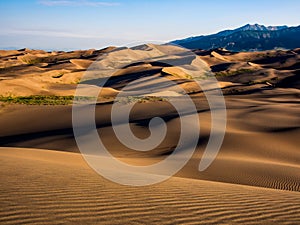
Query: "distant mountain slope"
171 24 300 51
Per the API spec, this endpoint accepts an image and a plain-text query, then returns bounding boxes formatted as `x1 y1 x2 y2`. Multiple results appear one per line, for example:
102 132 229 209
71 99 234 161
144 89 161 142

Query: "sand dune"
0 89 299 191
1 147 300 225
210 51 229 61
70 59 94 69
0 45 298 96
0 45 299 224
0 47 113 96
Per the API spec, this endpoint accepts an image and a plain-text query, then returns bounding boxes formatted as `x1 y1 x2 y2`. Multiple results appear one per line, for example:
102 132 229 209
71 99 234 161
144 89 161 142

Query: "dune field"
0 45 299 224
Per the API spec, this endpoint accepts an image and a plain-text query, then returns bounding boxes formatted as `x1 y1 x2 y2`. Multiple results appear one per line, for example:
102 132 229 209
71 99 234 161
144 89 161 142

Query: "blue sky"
0 0 299 50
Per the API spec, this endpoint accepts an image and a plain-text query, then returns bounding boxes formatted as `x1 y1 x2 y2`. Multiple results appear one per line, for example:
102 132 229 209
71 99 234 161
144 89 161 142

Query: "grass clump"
116 96 167 104
215 69 255 77
0 95 166 105
0 95 74 105
21 57 47 65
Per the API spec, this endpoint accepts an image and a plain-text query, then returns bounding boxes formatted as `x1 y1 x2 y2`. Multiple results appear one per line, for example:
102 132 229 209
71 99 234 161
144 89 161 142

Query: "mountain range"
170 24 300 51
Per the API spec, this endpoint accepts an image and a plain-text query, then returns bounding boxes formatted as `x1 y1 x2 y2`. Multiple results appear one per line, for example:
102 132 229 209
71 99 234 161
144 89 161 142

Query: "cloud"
37 0 120 7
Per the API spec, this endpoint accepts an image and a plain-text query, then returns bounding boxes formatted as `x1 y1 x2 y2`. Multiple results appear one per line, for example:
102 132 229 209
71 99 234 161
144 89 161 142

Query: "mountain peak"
239 24 265 31
170 24 299 51
237 24 287 32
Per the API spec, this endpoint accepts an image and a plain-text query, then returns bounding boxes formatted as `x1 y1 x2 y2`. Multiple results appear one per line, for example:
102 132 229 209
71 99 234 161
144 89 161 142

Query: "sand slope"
0 89 299 192
1 147 300 225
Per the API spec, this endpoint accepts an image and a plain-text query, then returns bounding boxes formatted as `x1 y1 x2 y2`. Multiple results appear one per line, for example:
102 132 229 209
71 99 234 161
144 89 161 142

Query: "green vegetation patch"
0 95 99 105
0 95 168 105
0 95 74 105
116 96 167 104
21 57 48 65
215 69 256 77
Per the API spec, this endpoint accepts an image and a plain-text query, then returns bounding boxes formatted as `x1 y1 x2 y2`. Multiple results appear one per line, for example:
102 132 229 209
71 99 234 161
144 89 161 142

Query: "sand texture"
0 45 299 224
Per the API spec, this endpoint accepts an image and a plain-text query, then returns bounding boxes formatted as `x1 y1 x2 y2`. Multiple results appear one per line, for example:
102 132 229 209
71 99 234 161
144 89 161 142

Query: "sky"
0 0 299 50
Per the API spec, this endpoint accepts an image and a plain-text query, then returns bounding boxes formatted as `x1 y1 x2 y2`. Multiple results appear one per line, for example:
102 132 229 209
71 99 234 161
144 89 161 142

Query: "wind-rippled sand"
1 147 300 225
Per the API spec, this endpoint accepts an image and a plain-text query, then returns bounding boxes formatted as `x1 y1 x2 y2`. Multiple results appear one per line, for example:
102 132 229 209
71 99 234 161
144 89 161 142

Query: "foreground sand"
1 147 300 224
